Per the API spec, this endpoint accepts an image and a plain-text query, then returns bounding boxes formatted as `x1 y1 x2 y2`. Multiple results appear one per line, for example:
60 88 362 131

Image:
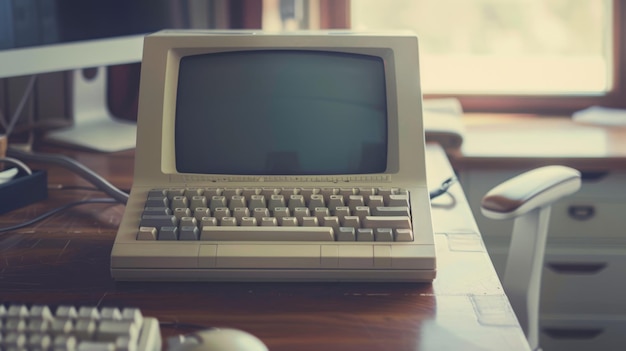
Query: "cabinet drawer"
540 316 626 351
548 199 626 239
489 246 626 315
541 249 626 315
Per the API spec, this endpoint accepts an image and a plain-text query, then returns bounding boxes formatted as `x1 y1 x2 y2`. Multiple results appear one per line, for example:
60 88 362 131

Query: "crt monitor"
0 0 179 152
133 30 427 188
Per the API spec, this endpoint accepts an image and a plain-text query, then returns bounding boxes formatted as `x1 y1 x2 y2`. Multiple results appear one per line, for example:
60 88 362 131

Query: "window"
261 0 626 114
352 0 610 96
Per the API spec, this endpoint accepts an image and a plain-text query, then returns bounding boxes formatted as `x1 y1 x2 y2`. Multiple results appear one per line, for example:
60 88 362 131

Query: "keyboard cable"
6 147 129 204
429 175 458 199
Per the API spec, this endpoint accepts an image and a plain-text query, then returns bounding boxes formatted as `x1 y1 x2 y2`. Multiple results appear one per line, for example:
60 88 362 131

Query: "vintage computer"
111 30 436 282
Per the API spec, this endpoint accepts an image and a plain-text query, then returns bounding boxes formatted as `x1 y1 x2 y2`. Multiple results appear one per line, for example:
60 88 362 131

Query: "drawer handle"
542 327 604 340
547 262 607 274
568 205 595 220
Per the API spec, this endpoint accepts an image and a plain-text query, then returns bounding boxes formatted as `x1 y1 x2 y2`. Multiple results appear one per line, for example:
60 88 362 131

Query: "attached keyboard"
137 187 414 242
0 303 161 351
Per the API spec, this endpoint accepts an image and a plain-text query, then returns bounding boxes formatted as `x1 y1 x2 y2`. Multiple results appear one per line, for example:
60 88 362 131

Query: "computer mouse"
170 328 269 351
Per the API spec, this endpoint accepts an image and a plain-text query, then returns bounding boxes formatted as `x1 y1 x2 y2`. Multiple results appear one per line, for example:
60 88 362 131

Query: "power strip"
0 170 48 215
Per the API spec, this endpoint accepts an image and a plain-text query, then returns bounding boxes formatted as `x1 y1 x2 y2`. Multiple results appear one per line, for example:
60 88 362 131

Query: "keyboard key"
189 195 207 209
193 207 211 221
213 207 231 220
362 216 411 229
372 206 410 217
248 195 266 210
173 208 191 220
301 217 319 227
322 216 340 232
222 188 242 198
366 195 384 208
341 216 360 229
287 194 306 211
200 226 334 241
97 320 138 343
137 227 158 240
272 207 290 218
145 196 168 208
253 208 270 222
388 194 410 207
357 187 376 200
242 187 261 197
327 195 344 211
357 228 374 241
293 207 310 224
179 226 200 240
171 195 188 209
395 228 414 242
233 207 251 224
268 195 286 211
241 217 258 226
142 207 172 216
203 188 223 197
179 217 197 227
200 217 217 228
228 195 246 211
260 217 277 226
354 206 371 221
320 188 338 203
139 215 177 228
347 195 365 211
166 188 185 200
339 187 357 198
220 217 237 226
147 189 166 198
278 217 298 226
308 194 325 209
260 188 280 198
209 196 227 211
299 188 319 202
337 227 356 241
184 188 203 198
333 206 350 220
158 226 178 240
374 228 394 242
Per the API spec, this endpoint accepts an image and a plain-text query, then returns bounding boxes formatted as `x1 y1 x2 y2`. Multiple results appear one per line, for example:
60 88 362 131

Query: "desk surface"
452 114 626 171
0 144 529 351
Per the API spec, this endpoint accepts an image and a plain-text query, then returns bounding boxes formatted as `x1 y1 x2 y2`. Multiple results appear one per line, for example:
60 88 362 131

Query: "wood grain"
0 144 529 351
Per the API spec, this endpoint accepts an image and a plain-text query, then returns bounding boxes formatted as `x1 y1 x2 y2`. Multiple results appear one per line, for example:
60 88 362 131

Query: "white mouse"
170 328 269 351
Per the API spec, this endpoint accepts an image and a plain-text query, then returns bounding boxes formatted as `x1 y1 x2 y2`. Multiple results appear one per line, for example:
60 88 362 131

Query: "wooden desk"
0 144 530 351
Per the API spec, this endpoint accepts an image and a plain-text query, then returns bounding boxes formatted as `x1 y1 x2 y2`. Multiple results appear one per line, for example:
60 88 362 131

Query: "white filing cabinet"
459 167 626 351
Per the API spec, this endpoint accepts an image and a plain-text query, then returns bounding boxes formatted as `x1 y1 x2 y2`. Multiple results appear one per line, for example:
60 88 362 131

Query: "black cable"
429 176 458 199
0 198 118 233
6 148 129 204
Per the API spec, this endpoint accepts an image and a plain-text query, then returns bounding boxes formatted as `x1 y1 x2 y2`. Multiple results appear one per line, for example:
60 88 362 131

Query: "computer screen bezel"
0 34 144 79
134 30 427 188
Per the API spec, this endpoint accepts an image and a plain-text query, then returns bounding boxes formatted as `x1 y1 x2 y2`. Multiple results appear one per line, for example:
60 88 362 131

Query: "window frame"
321 0 626 115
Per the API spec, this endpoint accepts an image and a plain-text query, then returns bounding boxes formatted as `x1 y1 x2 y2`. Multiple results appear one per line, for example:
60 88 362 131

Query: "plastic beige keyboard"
138 186 414 242
0 303 161 351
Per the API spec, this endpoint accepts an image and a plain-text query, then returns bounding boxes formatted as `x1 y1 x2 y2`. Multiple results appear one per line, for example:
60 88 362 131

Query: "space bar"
200 226 335 241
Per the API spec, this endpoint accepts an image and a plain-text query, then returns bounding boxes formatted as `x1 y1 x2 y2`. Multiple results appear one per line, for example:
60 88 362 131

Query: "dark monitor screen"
174 50 388 176
0 0 174 50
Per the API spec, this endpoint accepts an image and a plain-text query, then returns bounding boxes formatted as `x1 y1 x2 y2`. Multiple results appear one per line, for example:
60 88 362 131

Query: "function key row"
149 187 407 201
145 193 410 212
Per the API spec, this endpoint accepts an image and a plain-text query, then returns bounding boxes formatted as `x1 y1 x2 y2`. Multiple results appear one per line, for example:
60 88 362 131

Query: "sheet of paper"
572 106 626 126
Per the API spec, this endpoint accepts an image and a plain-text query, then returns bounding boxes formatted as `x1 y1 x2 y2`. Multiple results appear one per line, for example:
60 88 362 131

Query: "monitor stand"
45 67 137 152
